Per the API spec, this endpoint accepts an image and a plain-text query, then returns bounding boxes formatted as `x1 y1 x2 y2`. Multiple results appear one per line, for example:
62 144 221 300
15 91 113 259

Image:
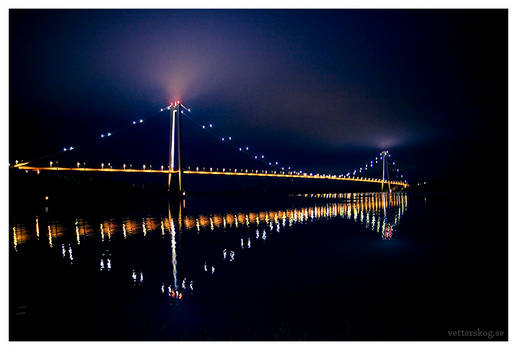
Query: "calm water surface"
10 192 507 340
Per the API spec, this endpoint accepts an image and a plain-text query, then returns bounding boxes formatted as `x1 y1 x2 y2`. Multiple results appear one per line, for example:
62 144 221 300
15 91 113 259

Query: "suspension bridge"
12 101 409 193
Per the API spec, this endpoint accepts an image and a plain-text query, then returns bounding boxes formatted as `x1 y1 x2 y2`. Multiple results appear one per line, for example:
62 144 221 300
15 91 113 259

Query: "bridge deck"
14 166 408 187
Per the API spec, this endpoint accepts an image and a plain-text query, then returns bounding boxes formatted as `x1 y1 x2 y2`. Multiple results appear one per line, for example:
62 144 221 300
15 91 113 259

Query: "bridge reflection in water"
11 192 407 302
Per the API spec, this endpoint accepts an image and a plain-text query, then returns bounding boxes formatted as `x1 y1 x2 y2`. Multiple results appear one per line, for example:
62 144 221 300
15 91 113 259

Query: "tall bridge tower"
381 150 391 193
168 101 183 194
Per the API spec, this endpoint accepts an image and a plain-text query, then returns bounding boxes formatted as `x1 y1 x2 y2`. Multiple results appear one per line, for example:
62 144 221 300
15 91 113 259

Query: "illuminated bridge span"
14 166 408 187
12 101 409 191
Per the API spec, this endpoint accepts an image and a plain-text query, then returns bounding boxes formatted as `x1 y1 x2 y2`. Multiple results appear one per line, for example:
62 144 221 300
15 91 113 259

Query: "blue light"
238 147 242 151
228 136 232 140
245 146 249 150
221 137 225 141
209 124 213 128
261 155 264 159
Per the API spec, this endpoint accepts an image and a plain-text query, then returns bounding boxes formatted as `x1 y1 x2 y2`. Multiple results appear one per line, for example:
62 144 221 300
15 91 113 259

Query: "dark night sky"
9 9 508 184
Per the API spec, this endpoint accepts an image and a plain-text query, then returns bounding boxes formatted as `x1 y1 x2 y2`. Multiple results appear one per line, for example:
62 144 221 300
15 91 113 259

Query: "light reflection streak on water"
75 219 80 245
48 225 52 248
35 217 39 239
169 203 178 290
13 193 407 245
13 227 17 252
11 192 407 300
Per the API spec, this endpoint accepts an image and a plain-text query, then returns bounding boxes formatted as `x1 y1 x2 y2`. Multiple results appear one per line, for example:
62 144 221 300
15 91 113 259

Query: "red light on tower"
176 100 181 106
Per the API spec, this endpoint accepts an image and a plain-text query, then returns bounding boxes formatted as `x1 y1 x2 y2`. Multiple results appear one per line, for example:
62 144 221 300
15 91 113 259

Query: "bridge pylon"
381 150 391 193
168 101 184 195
